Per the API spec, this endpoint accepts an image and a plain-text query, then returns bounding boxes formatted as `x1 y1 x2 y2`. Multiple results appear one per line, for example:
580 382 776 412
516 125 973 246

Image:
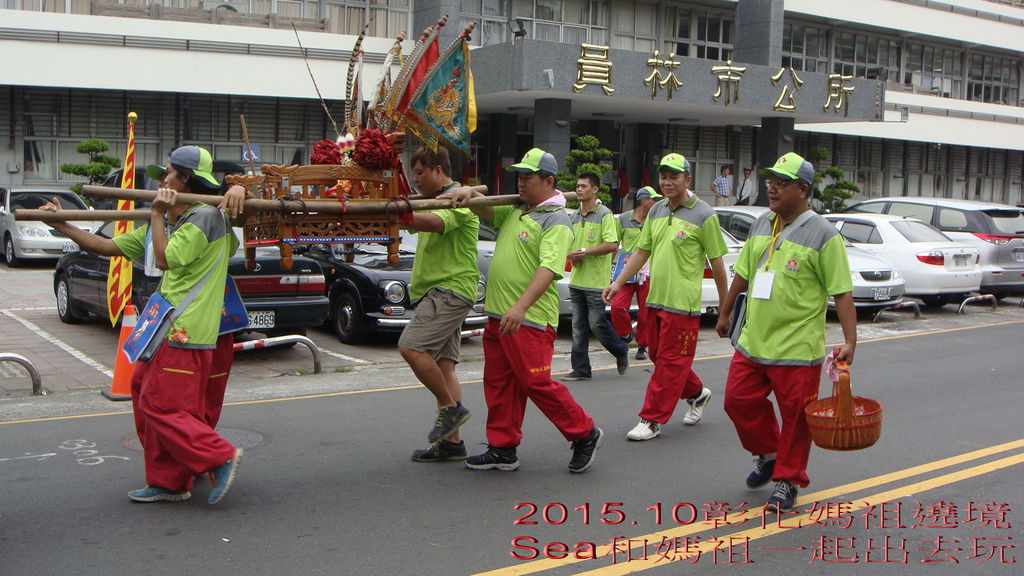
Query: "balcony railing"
90 2 325 32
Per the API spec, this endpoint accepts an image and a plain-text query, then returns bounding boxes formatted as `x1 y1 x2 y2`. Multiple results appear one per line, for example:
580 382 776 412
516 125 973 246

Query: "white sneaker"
683 387 713 426
626 419 661 441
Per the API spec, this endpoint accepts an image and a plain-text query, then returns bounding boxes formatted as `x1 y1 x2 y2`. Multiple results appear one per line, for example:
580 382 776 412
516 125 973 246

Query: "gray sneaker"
412 440 468 462
428 402 471 443
563 371 592 381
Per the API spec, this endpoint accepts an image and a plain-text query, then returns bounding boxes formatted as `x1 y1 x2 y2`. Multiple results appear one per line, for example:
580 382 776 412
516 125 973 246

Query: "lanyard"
765 216 783 270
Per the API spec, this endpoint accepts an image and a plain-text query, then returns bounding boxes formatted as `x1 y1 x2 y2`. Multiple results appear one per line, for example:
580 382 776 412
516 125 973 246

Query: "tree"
60 138 120 196
806 146 859 214
556 134 613 208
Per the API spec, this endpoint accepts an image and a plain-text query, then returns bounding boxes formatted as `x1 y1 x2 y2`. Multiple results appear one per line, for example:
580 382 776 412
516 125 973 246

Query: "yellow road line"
2 319 1021 426
468 438 1024 576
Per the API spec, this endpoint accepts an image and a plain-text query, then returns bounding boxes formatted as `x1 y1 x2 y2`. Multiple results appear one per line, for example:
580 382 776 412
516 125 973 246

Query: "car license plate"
872 287 891 301
246 311 275 329
1014 249 1024 263
62 241 79 253
953 254 971 268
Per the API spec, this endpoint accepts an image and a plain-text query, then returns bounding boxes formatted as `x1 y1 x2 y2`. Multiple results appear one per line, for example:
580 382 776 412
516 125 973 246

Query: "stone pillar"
413 0 462 47
754 118 794 206
733 0 787 207
487 113 517 195
532 98 572 170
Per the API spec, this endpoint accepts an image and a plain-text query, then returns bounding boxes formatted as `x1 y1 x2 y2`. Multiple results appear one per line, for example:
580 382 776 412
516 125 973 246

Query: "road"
1 261 1023 575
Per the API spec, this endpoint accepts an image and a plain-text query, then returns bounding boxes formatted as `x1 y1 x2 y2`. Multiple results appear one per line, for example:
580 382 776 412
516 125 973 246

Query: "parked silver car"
714 206 906 310
846 197 1024 296
1 187 100 267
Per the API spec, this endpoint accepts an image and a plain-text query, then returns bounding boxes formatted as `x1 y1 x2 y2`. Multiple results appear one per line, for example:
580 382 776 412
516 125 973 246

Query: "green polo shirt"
568 202 619 291
114 203 238 348
485 203 572 329
408 182 480 304
734 211 853 365
638 195 727 315
615 210 644 254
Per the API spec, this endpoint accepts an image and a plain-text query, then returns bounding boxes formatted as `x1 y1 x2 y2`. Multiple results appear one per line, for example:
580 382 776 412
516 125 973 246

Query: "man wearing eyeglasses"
715 152 857 514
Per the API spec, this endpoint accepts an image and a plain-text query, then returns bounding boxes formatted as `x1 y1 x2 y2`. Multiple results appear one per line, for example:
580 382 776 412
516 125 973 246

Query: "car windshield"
889 220 950 243
12 192 86 211
983 210 1024 235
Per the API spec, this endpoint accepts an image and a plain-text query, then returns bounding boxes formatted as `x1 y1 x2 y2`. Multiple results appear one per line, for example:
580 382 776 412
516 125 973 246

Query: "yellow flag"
106 112 136 326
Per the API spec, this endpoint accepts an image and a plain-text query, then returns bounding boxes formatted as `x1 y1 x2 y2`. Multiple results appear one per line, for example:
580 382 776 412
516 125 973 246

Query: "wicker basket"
804 362 883 451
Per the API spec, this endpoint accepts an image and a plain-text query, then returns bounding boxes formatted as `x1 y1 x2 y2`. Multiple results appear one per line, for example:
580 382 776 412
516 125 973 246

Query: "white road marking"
318 348 370 364
0 309 113 378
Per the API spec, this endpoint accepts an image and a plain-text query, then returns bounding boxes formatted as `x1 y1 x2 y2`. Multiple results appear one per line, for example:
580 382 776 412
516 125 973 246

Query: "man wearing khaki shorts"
400 146 481 462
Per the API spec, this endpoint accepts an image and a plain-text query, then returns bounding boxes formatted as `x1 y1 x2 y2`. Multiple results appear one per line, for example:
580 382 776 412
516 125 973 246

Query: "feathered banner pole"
367 31 407 129
381 14 448 131
343 22 368 136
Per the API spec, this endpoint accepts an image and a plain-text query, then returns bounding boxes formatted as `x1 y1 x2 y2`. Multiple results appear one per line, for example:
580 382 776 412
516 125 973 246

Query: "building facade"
2 0 1022 207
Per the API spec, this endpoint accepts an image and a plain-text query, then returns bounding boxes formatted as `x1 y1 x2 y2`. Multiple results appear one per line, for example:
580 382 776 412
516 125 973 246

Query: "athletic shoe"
208 448 243 504
563 371 591 381
616 352 629 375
465 445 519 471
128 486 191 503
682 387 713 426
746 456 776 489
427 402 471 443
626 419 661 441
766 480 798 513
635 346 647 360
568 426 604 473
412 440 468 462
621 331 634 345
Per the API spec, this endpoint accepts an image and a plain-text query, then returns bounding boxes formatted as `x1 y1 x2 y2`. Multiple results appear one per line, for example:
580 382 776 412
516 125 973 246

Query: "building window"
611 1 655 52
468 0 607 47
966 53 1020 106
904 43 963 99
832 31 899 81
326 1 410 37
665 7 732 61
782 23 828 74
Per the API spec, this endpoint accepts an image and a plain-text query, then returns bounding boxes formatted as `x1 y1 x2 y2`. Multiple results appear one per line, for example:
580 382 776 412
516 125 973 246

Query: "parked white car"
1 187 100 267
824 213 981 307
715 206 906 310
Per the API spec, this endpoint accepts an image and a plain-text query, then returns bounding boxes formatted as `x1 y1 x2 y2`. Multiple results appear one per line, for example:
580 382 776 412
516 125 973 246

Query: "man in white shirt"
735 168 754 206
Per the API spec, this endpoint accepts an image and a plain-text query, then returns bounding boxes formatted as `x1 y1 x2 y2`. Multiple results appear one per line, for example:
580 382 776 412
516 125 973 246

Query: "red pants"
130 344 236 491
638 309 704 424
610 281 650 347
482 318 594 448
205 333 235 428
723 351 822 488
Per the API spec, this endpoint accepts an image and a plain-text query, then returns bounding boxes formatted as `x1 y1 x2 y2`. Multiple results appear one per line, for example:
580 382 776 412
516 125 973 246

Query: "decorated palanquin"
226 163 404 270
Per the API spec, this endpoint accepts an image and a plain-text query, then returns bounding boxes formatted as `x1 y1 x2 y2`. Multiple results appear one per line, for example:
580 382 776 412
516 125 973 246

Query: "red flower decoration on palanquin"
310 139 341 165
353 129 399 170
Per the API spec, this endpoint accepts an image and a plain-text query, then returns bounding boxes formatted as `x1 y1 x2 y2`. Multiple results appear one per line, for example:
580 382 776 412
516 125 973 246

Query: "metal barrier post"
957 293 997 315
0 353 47 396
232 335 322 374
872 299 921 322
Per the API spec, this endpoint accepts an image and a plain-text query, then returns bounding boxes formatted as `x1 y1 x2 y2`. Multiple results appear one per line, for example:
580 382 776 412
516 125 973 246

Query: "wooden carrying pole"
16 186 579 222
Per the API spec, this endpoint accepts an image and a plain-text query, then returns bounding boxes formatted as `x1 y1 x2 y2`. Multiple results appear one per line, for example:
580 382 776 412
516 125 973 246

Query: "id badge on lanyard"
751 270 775 300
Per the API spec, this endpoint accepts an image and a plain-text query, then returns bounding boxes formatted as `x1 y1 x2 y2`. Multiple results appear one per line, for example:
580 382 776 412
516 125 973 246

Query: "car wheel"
920 295 950 308
56 274 84 324
332 291 365 345
4 235 22 267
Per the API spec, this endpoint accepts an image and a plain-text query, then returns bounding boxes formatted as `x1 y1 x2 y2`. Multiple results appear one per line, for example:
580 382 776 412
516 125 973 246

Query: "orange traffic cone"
103 304 136 401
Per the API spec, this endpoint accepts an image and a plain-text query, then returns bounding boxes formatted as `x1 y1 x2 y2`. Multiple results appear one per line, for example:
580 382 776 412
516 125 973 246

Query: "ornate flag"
382 15 446 130
403 25 478 156
106 112 136 326
367 32 406 128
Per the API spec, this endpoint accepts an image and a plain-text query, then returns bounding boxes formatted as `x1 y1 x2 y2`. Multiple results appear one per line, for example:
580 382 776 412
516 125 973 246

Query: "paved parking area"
3 261 1023 400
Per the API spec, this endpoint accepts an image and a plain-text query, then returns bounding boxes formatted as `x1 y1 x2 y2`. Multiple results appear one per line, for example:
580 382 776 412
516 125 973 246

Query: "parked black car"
302 237 488 344
54 222 330 338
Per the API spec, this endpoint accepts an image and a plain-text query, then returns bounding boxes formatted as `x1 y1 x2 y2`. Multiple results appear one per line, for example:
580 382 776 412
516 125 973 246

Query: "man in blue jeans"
564 172 629 381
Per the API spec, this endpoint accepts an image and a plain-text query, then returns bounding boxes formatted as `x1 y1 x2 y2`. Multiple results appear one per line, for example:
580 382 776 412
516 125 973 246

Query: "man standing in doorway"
715 152 857 514
564 171 630 381
610 186 660 361
735 167 754 206
399 146 479 463
712 165 733 206
442 148 604 474
604 154 729 442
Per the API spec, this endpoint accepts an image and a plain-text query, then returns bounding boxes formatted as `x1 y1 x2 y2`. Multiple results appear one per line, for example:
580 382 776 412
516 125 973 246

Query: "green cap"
759 152 815 186
146 146 220 189
635 186 661 201
509 148 558 175
659 153 691 173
